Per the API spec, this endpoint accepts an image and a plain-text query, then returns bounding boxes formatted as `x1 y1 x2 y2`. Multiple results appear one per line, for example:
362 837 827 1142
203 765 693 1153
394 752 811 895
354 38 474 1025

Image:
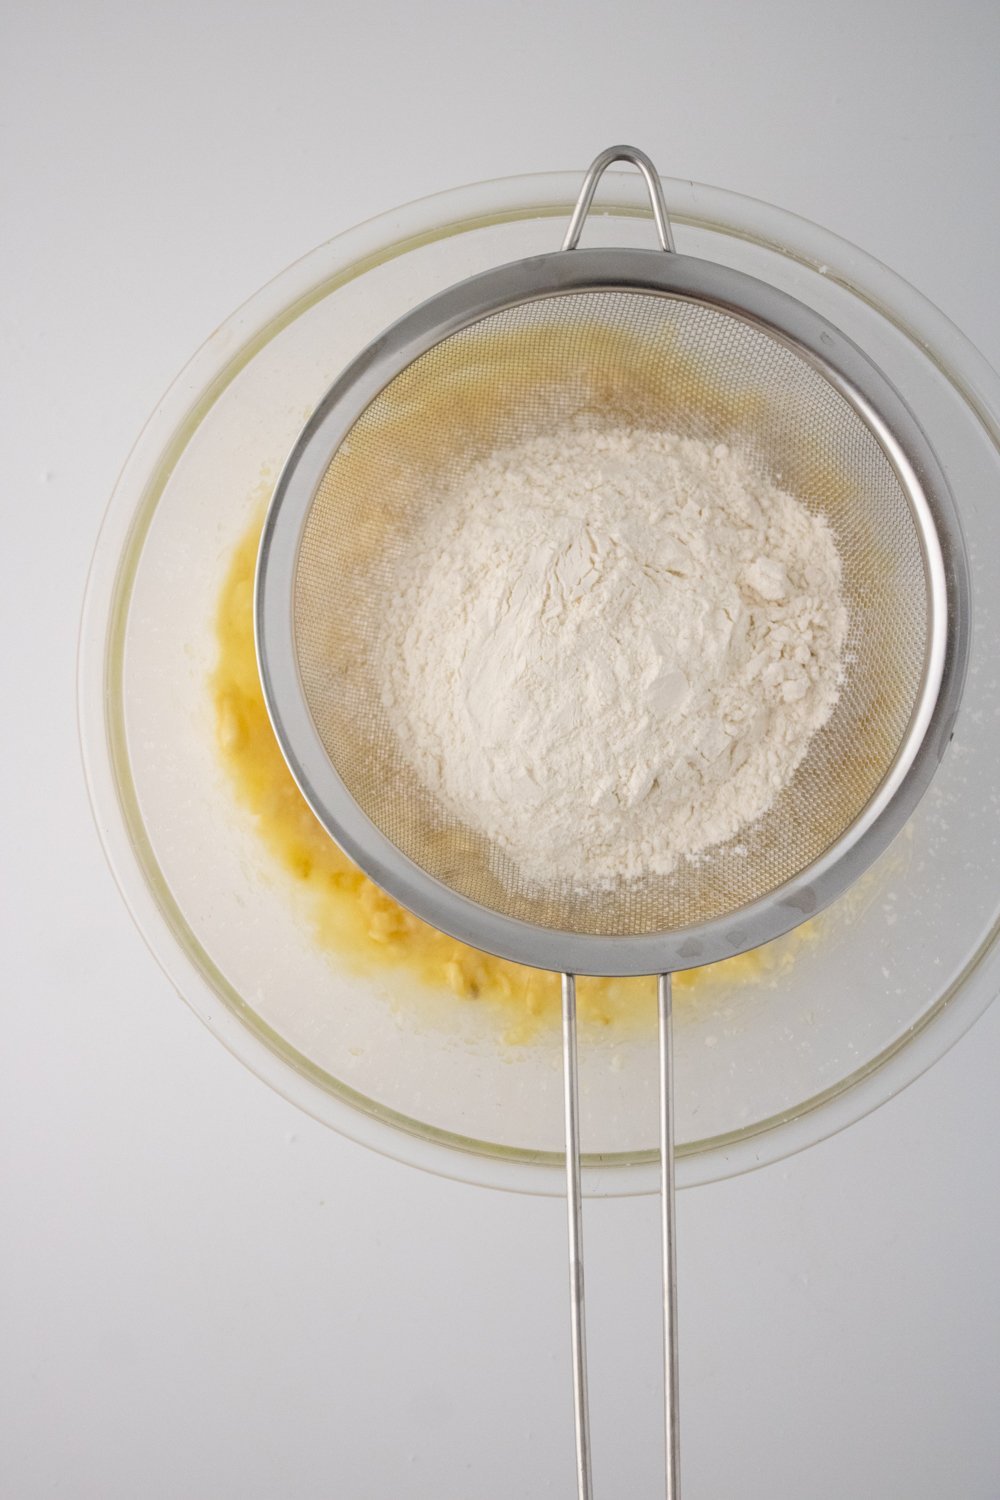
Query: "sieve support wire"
658 973 681 1499
562 973 680 1500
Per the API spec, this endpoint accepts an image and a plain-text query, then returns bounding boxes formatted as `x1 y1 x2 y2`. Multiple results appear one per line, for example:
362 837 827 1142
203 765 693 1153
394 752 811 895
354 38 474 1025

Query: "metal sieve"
256 147 970 1499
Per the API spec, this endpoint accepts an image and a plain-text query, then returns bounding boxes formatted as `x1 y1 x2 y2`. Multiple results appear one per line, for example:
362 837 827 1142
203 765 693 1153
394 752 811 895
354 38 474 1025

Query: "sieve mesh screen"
292 290 928 937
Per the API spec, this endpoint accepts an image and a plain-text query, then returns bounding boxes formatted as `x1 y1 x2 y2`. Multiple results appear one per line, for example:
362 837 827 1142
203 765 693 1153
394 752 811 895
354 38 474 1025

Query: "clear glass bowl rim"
78 165 1000 1197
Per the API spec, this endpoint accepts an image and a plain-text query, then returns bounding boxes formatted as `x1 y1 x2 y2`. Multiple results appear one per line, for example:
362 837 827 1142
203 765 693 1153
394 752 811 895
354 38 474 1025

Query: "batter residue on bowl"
211 503 812 1040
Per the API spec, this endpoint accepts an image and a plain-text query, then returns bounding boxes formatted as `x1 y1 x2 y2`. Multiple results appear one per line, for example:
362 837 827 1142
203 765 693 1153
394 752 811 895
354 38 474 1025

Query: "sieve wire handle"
561 974 593 1500
561 972 680 1500
562 144 676 254
658 973 681 1499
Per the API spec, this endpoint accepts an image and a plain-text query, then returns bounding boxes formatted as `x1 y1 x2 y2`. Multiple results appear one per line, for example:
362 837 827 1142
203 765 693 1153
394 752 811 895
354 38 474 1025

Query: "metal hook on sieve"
561 144 676 254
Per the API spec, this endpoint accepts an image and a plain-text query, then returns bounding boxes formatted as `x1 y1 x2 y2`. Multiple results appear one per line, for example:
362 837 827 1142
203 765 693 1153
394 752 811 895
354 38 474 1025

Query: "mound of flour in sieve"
377 425 848 891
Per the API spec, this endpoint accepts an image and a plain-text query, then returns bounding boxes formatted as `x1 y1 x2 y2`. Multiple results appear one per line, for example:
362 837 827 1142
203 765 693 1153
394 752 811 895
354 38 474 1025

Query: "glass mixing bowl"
79 169 1000 1194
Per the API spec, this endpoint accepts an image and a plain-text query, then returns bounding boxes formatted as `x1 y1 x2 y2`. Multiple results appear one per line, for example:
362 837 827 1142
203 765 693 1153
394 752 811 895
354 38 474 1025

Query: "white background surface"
3 1 1000 1495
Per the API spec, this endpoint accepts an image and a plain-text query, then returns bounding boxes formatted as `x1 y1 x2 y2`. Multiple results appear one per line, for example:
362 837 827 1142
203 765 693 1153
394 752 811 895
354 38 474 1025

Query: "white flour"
378 425 847 890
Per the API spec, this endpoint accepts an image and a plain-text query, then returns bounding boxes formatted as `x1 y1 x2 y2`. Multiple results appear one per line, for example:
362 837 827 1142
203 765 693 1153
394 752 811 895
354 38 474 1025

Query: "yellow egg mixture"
212 507 812 1041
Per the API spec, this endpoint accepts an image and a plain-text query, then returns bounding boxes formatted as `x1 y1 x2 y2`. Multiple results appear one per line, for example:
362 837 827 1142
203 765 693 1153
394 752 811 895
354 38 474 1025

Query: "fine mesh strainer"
256 147 970 1499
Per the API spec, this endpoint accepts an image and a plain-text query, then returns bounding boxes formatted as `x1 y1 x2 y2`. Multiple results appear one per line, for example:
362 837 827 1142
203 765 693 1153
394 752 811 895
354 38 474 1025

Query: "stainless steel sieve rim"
255 144 972 1500
255 248 969 979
